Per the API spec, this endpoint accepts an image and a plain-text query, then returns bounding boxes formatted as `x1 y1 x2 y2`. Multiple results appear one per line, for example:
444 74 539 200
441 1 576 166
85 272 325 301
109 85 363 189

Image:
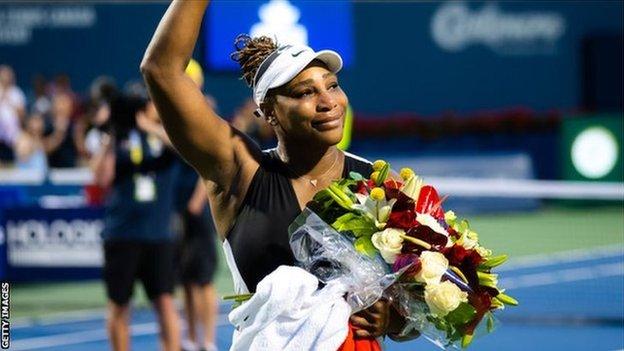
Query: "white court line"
500 262 624 289
10 322 155 351
499 245 623 272
11 308 107 329
10 313 231 350
11 302 234 329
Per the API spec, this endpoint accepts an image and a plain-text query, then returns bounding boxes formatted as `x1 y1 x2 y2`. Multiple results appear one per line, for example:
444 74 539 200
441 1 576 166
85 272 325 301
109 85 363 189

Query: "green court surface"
10 205 624 320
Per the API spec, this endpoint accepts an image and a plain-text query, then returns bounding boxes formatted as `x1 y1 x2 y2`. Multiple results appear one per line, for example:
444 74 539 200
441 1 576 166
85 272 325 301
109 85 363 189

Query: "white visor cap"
252 44 343 106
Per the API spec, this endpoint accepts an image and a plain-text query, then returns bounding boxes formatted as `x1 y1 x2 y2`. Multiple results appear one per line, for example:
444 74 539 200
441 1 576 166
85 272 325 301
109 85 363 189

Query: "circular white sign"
571 126 619 179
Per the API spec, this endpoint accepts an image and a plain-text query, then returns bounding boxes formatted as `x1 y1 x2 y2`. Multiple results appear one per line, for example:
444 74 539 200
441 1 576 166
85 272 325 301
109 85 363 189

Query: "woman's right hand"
141 0 259 185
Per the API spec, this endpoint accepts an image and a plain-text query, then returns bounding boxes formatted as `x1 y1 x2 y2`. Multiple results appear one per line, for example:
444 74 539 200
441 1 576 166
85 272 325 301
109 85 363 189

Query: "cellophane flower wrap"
287 160 518 349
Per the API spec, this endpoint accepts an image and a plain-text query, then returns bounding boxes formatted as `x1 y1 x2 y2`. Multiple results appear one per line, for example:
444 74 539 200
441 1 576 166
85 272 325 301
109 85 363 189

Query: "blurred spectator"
124 79 149 100
50 73 78 106
90 76 118 105
0 65 26 164
231 98 276 149
43 93 77 168
30 74 52 115
83 76 118 155
92 96 181 351
84 103 111 158
14 113 48 173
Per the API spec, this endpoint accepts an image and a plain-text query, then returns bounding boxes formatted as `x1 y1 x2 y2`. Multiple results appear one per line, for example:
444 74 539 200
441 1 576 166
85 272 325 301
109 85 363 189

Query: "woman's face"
269 61 348 146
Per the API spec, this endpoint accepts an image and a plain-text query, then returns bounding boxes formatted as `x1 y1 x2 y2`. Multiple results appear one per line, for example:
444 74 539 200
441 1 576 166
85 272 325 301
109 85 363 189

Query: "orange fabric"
337 323 382 351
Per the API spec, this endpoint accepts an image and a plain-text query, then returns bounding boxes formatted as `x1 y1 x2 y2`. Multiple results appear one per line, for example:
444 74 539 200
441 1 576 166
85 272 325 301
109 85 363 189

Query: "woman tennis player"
141 0 416 343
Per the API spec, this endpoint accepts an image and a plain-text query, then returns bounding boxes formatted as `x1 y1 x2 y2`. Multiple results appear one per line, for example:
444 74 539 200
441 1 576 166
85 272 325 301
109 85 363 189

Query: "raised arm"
140 0 257 184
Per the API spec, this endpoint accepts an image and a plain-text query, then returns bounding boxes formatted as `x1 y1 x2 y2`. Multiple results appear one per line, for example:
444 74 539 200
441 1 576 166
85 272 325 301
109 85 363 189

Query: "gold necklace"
277 148 340 187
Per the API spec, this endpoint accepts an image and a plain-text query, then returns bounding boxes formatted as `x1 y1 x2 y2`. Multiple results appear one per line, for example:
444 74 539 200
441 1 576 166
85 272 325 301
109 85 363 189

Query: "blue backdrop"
0 1 621 117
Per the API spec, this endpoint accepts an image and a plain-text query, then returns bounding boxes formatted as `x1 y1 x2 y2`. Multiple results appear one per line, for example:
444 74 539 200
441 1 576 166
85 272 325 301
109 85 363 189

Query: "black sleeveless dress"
224 149 373 293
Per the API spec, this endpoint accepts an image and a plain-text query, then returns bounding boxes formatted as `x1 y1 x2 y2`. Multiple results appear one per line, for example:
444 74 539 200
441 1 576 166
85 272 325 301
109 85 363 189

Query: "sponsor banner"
431 2 566 55
0 5 96 45
1 207 104 267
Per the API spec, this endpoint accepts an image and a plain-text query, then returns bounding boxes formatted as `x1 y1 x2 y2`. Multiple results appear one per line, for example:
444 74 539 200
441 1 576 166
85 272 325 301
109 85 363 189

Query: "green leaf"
486 312 496 333
455 219 470 234
354 236 377 257
428 315 450 333
337 178 357 189
496 293 519 306
332 212 357 227
313 189 332 202
331 213 377 237
328 184 354 208
461 334 474 348
478 254 508 270
446 302 477 326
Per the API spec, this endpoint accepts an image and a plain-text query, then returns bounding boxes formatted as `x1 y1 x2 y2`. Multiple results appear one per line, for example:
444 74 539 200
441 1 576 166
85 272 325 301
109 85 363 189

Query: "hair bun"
230 34 278 87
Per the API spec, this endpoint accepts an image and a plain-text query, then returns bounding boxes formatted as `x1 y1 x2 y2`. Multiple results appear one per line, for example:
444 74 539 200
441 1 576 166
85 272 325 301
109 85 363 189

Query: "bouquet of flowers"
288 160 518 349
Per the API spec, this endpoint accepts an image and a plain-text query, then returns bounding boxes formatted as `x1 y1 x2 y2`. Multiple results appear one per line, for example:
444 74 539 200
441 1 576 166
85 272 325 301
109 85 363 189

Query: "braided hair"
230 34 278 87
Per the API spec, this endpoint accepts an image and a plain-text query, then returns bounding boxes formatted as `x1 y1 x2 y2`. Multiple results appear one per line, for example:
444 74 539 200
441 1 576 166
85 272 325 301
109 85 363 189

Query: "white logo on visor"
250 0 308 46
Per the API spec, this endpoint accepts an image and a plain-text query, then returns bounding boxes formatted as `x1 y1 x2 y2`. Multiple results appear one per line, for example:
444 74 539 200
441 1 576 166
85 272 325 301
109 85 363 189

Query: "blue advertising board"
203 0 353 70
0 206 105 281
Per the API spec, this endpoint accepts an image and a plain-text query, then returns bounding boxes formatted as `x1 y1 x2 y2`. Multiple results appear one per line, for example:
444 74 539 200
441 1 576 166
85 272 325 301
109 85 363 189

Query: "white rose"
414 251 449 284
371 228 404 264
416 213 449 237
424 280 468 317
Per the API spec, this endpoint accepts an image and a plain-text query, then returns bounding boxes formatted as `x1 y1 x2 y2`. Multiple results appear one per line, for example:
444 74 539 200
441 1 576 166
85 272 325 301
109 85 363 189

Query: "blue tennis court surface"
10 249 624 351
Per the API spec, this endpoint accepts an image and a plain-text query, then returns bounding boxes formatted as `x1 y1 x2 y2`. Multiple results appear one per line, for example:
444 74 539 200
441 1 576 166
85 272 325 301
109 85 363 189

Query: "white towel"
228 265 352 351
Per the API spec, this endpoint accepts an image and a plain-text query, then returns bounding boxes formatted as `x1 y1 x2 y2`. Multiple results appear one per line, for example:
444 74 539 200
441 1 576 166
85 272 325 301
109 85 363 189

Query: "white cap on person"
252 44 343 110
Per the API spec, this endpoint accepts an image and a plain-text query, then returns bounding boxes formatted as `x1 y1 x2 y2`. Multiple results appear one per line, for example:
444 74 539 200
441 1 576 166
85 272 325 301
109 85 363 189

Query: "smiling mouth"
312 116 342 131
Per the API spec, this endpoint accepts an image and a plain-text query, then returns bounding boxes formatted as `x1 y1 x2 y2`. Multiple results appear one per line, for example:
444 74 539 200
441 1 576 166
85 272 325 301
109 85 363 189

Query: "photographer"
91 91 180 351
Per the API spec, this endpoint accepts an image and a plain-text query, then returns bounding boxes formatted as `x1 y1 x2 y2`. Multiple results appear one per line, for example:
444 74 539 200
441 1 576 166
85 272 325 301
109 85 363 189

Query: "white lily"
457 229 479 249
353 193 396 229
400 174 423 201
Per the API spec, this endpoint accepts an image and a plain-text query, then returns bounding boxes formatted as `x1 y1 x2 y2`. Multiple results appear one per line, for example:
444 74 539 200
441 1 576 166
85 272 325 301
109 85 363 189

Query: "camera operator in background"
90 82 181 351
